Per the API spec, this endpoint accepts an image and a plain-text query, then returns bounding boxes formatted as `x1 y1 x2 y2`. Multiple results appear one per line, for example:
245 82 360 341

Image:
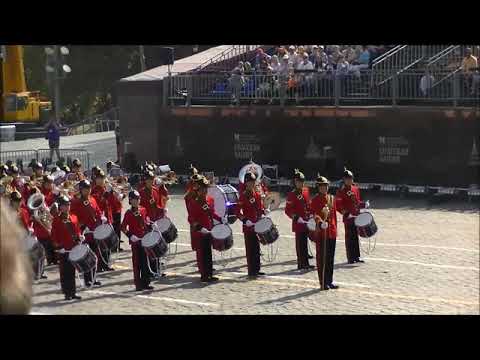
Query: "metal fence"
166 70 480 107
1 149 90 171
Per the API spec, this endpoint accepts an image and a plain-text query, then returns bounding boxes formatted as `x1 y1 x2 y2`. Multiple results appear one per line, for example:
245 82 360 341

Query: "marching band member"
51 195 82 301
9 165 26 197
184 165 202 251
186 175 221 283
30 162 44 183
335 168 369 264
71 159 85 181
91 170 116 270
235 172 266 279
108 177 125 252
121 190 154 291
311 175 338 290
32 175 57 266
90 165 102 183
139 171 167 222
285 169 314 271
70 179 103 287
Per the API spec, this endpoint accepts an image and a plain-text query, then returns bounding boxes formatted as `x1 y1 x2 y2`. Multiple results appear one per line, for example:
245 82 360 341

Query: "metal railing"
166 70 479 107
1 149 90 171
65 107 119 136
192 45 263 73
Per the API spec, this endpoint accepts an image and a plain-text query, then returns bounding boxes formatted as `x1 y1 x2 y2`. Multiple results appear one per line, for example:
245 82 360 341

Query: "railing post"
162 77 168 107
334 74 340 107
392 72 398 107
186 75 192 107
453 72 459 107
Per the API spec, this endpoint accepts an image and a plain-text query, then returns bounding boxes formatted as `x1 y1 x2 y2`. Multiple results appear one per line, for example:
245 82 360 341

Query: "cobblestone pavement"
7 132 478 315
30 194 479 315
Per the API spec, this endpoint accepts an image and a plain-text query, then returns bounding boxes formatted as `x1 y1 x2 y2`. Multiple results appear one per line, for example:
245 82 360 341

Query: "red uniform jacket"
18 205 32 231
235 189 265 233
41 187 56 207
310 193 338 240
238 182 269 196
51 213 81 251
121 206 149 244
186 195 221 250
70 196 103 232
285 187 311 233
108 192 123 214
139 185 167 221
32 208 51 240
335 184 365 224
91 185 114 224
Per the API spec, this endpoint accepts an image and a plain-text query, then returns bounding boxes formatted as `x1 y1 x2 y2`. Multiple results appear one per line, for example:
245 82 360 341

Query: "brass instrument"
27 192 53 233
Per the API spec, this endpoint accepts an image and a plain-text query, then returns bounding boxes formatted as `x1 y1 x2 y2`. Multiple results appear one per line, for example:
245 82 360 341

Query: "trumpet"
27 192 53 233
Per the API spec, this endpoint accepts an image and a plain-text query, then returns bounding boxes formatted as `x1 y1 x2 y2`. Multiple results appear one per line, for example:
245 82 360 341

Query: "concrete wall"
118 89 479 186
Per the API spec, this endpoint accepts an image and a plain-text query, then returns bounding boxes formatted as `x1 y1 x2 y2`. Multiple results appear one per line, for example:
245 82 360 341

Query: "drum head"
155 218 171 232
207 186 227 218
69 244 88 262
94 224 112 240
355 212 373 227
141 231 161 247
211 224 232 240
254 217 273 233
307 218 316 231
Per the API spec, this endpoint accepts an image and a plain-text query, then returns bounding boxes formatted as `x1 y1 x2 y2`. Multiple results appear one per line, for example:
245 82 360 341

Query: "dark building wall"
118 89 479 186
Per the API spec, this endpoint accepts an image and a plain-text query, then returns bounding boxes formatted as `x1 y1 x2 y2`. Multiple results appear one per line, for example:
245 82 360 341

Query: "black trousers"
244 231 261 276
39 238 56 265
112 212 122 250
295 231 310 269
196 235 213 280
131 243 150 289
59 253 76 297
315 238 336 288
345 222 361 262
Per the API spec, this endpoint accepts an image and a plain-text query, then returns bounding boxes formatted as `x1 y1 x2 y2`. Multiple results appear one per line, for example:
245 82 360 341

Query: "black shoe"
118 248 124 252
97 269 104 273
144 285 154 290
355 259 365 263
120 240 124 243
329 283 339 289
248 275 257 280
257 272 266 276
161 273 166 277
308 255 314 259
41 274 48 279
64 295 72 301
85 282 92 287
212 268 217 272
200 277 209 283
71 295 82 300
135 287 144 291
348 260 355 264
208 276 219 282
105 267 115 271
321 285 330 290
93 281 102 286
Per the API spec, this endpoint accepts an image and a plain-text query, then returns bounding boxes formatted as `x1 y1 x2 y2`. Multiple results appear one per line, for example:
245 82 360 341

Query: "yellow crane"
0 45 51 123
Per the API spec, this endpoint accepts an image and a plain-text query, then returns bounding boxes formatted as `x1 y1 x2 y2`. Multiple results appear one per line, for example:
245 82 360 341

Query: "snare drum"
306 218 317 242
93 224 119 250
154 217 178 244
141 231 168 259
254 217 279 245
207 184 239 224
354 212 378 238
69 244 97 273
211 224 234 252
25 234 46 266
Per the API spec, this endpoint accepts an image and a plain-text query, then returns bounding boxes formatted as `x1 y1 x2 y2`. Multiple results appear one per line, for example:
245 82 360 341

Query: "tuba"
27 192 53 233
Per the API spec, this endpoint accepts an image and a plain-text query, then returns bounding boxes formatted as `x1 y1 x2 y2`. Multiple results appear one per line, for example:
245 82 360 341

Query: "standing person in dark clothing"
45 117 62 163
114 126 121 164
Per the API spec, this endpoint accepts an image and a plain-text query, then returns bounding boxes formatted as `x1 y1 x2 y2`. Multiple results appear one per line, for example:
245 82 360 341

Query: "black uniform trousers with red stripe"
59 253 76 297
112 212 122 251
315 238 336 288
131 242 150 289
196 234 213 280
244 232 261 276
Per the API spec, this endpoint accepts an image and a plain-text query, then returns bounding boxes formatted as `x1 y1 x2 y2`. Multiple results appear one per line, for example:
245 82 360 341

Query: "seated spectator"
270 55 281 73
331 45 342 63
419 70 435 97
336 55 350 76
310 45 328 71
277 46 287 58
461 48 478 93
344 46 358 64
288 46 299 70
358 46 371 66
254 48 271 71
243 61 253 75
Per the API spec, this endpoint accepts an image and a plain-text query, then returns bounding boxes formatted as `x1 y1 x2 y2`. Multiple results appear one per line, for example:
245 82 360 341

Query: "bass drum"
210 224 234 252
207 184 239 224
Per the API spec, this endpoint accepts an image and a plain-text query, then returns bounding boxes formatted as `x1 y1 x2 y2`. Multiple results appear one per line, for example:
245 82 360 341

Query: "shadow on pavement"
255 288 322 305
